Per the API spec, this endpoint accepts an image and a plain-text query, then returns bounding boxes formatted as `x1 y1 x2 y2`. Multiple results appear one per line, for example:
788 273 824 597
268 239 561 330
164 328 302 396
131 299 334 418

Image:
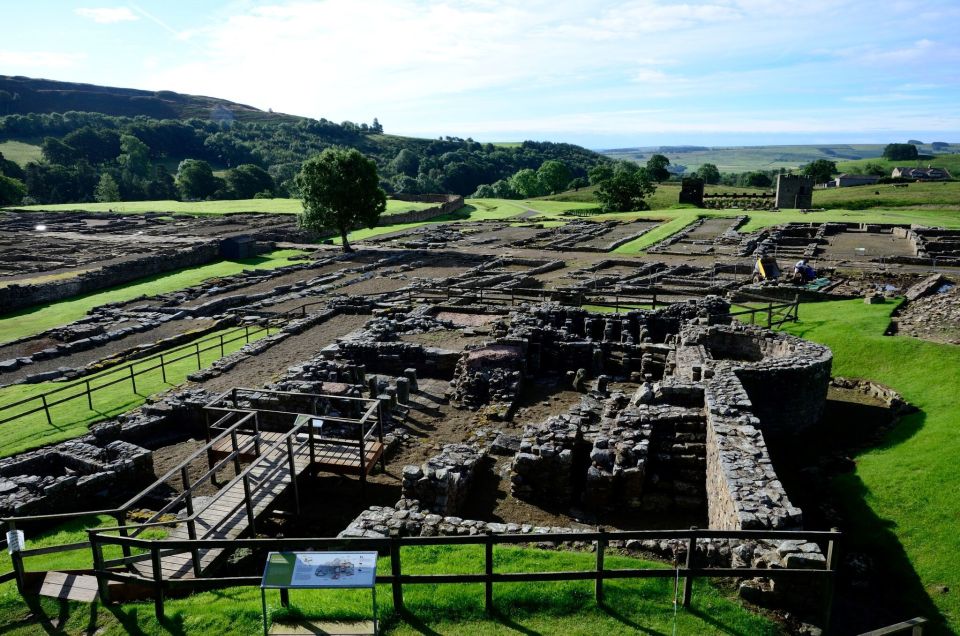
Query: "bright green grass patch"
781 300 960 630
8 199 432 216
0 140 42 166
0 325 270 457
612 215 698 254
0 249 305 344
0 544 777 635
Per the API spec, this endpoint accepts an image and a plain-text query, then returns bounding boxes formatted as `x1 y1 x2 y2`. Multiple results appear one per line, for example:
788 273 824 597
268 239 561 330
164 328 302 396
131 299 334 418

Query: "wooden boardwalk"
132 436 383 581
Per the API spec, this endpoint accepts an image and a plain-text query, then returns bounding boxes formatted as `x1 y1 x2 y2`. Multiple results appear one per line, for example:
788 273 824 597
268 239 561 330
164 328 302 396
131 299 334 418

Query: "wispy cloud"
75 7 139 24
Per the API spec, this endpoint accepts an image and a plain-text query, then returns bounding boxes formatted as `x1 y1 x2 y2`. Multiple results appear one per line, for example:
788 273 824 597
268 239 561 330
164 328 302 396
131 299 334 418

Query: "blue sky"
2 1 959 148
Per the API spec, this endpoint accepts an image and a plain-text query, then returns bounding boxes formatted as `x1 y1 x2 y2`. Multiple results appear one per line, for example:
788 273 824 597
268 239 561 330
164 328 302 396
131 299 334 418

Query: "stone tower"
774 175 814 209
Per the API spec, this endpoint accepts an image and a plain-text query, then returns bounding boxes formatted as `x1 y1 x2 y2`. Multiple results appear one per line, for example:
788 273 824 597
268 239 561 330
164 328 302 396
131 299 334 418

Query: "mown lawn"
0 249 305 344
781 300 960 631
0 325 270 457
7 198 433 216
0 525 779 635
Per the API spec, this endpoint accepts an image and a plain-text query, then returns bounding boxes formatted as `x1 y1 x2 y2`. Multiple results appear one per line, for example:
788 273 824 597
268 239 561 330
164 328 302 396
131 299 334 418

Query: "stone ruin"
339 299 834 613
678 177 705 207
774 174 815 209
0 422 153 517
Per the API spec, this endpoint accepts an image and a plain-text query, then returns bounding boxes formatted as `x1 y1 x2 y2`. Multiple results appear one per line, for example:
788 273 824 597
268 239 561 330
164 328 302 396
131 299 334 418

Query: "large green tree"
94 173 121 202
801 159 837 184
176 159 219 200
509 168 547 198
296 147 386 252
646 154 671 182
226 164 274 199
537 160 571 194
594 163 656 212
0 175 26 205
696 163 720 185
883 143 919 161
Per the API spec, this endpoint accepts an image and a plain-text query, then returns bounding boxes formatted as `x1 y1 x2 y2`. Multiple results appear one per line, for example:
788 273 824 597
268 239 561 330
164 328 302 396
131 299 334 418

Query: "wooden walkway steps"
131 435 382 581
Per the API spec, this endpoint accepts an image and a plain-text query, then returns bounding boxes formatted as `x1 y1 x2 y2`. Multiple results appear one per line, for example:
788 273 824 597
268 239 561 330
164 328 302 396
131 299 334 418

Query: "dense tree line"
0 111 604 204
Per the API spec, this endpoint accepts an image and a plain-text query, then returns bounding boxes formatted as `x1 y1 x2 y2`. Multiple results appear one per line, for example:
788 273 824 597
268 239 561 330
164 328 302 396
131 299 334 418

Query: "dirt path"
195 313 370 392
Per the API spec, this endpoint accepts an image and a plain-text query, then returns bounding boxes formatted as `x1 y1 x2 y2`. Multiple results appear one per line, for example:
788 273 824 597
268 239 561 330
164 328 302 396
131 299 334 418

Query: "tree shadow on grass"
598 602 668 636
767 401 948 633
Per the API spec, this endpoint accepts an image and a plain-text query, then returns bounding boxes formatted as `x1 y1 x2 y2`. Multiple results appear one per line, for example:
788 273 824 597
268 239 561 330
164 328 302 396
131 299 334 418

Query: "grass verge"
0 325 269 457
780 299 960 630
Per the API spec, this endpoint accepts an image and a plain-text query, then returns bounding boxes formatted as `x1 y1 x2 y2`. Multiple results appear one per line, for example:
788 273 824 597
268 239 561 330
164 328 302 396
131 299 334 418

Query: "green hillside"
602 143 959 173
0 75 302 124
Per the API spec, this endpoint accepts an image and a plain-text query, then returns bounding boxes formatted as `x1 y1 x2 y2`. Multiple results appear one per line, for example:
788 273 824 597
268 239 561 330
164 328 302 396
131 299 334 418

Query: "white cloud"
129 0 959 142
0 50 84 69
75 7 140 24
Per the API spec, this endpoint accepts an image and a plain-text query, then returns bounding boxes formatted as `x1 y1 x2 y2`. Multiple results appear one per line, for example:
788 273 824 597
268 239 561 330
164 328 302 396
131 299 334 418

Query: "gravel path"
194 313 370 393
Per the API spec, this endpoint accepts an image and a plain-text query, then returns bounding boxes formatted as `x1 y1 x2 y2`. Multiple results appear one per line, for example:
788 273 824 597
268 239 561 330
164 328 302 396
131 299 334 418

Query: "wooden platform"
132 434 383 581
210 433 383 476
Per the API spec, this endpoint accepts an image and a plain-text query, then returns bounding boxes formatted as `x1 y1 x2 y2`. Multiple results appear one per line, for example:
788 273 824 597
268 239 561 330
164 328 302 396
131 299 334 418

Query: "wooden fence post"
485 531 494 612
595 527 606 603
242 475 256 534
390 534 404 611
822 527 839 635
682 527 696 607
85 380 93 410
8 521 24 593
286 436 300 516
152 546 165 619
160 354 167 384
90 531 110 603
115 510 131 561
129 365 138 395
182 467 201 576
195 343 202 370
219 334 225 357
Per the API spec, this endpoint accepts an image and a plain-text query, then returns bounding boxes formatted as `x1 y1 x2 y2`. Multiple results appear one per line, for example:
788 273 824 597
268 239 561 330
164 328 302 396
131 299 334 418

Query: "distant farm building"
832 174 882 188
891 167 952 180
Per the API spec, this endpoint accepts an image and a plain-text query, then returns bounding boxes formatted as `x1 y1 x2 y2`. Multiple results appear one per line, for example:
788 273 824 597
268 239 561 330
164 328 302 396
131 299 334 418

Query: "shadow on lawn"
768 400 948 634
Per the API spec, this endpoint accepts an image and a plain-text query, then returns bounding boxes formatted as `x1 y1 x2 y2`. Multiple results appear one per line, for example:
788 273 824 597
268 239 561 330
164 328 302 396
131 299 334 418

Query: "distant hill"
0 75 302 124
601 143 958 174
0 76 604 204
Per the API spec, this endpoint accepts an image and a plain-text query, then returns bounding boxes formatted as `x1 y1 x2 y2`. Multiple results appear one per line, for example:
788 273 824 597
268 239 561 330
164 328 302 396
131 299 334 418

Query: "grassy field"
0 526 778 635
0 249 305 344
331 199 599 244
814 180 960 210
837 154 960 177
0 140 42 166
0 325 270 457
8 198 433 216
602 144 893 173
781 300 960 631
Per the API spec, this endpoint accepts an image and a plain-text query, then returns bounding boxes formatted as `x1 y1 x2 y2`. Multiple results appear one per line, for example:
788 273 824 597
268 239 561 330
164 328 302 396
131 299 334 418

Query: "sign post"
260 551 378 635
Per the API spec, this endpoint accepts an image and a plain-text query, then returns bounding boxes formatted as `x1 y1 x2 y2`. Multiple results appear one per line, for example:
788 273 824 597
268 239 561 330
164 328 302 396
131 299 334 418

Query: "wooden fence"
0 321 277 429
83 527 840 628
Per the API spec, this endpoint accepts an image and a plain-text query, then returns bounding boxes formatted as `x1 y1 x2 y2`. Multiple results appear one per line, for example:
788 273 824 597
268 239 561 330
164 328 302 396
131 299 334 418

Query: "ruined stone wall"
380 195 465 226
401 444 483 515
0 243 220 314
774 175 814 209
